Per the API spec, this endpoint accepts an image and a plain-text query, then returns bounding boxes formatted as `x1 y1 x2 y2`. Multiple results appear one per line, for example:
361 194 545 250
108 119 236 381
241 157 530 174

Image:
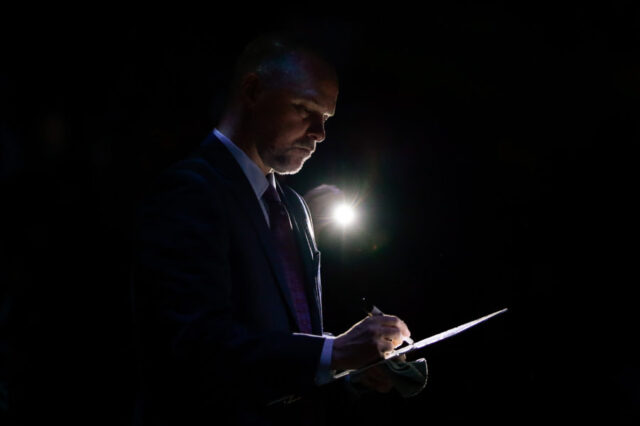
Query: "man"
131 33 413 426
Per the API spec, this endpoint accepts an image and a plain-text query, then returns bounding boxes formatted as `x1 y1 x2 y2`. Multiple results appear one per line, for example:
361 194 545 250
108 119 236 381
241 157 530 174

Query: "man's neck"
217 120 272 175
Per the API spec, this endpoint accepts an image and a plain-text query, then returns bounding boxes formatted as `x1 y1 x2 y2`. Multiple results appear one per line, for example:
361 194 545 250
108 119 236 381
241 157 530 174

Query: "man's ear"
239 72 262 107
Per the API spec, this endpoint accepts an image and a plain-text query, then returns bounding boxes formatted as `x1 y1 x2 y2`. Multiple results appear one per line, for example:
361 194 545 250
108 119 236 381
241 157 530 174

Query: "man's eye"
296 104 311 115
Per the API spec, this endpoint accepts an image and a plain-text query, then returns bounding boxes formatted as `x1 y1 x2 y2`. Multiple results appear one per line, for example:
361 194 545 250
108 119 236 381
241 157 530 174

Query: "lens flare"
333 203 356 227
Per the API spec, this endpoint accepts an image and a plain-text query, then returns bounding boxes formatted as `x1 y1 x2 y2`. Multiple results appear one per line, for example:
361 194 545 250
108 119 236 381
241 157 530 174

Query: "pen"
366 302 414 345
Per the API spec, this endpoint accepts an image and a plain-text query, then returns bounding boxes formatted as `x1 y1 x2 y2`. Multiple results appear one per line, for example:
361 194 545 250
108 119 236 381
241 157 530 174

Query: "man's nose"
307 116 326 143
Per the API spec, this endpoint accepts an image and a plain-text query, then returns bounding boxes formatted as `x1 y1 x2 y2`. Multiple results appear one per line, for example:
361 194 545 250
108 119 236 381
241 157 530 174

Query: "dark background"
1 2 638 425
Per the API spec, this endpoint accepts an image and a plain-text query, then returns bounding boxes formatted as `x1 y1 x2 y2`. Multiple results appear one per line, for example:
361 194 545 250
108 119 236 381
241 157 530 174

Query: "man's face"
249 53 338 175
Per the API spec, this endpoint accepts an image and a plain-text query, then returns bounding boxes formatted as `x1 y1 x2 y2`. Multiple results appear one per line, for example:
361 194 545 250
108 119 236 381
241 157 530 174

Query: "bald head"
228 32 338 100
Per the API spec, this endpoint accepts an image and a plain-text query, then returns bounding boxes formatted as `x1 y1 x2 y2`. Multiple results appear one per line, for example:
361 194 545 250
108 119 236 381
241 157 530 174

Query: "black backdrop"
2 3 638 425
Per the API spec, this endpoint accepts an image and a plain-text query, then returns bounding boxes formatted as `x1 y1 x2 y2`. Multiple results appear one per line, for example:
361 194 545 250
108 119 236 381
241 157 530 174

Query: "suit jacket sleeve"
131 165 325 406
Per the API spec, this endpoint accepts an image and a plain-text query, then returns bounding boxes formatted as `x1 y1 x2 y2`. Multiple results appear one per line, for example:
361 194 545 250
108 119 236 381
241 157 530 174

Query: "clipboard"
333 307 508 380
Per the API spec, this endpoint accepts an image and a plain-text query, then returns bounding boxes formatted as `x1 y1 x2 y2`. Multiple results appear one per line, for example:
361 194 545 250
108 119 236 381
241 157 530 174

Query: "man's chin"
272 158 306 175
273 165 303 176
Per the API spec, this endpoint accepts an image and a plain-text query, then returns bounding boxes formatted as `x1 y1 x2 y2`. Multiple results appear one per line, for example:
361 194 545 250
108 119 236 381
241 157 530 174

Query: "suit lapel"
198 132 299 330
278 182 323 335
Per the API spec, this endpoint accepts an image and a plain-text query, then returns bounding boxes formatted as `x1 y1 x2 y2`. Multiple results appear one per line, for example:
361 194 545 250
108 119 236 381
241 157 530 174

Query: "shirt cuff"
315 335 335 386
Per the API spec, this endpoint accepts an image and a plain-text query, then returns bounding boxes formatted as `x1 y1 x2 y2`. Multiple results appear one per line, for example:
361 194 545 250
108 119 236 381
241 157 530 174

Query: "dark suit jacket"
131 131 331 425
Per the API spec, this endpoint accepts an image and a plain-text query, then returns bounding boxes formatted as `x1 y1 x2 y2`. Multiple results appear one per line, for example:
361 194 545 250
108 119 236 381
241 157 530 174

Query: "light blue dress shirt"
213 128 335 386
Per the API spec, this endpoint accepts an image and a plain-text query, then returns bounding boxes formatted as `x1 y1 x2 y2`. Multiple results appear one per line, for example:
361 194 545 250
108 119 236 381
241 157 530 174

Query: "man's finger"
377 339 395 355
372 315 411 338
379 326 406 347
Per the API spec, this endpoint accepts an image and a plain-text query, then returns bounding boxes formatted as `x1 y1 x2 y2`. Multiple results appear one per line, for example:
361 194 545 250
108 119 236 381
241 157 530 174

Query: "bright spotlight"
333 203 356 227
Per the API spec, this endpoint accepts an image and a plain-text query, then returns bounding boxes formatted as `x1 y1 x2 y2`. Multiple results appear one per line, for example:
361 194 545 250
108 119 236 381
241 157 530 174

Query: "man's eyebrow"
303 96 335 117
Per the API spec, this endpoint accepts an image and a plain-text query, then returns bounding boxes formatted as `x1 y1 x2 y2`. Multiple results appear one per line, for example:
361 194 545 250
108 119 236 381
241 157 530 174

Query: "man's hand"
331 314 411 371
350 365 394 393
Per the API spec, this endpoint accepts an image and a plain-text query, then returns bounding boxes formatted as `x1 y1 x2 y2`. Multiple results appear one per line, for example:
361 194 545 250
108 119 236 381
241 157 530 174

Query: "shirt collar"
213 128 277 201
